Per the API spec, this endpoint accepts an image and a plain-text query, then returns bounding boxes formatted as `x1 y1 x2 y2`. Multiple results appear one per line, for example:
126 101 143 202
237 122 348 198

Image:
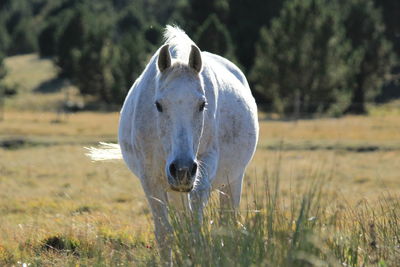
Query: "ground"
0 54 399 266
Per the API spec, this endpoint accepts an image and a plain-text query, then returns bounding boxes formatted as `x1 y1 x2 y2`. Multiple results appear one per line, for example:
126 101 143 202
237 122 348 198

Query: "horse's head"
154 44 205 193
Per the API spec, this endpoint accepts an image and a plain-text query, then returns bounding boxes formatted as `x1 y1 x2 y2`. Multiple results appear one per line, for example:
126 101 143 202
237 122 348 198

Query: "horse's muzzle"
169 184 193 193
166 158 197 192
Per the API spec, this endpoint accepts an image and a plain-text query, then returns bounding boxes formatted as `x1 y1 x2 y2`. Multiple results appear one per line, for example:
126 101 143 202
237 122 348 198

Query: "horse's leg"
140 177 171 265
189 149 217 221
219 173 244 222
188 188 210 242
189 188 211 222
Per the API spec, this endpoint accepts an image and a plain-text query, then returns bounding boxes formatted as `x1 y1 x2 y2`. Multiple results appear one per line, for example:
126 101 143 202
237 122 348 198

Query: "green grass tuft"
0 245 14 265
163 169 400 266
41 235 81 255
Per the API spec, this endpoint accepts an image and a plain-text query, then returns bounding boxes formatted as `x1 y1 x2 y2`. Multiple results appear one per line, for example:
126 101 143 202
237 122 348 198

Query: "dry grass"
1 111 399 250
0 144 154 265
259 115 400 148
3 54 57 94
3 54 80 111
0 111 118 144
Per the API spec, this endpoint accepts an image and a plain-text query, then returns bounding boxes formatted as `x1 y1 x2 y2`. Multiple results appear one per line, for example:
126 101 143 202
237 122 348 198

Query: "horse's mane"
163 25 196 59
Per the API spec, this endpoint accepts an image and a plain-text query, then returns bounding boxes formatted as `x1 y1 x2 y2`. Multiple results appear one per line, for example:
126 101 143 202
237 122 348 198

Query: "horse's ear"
158 44 171 72
188 45 202 73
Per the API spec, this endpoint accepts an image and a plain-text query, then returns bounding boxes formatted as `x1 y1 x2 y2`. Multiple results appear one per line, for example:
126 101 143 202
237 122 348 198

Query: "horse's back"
202 52 259 187
203 52 249 88
118 55 159 177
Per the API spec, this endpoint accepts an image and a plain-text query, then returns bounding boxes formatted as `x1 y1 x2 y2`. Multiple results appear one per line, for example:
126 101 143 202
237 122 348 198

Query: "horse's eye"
155 101 163 112
199 101 206 112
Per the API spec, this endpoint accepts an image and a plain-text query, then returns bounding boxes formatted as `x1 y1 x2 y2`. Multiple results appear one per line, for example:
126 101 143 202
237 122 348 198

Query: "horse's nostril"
169 160 196 180
169 162 177 178
191 162 197 177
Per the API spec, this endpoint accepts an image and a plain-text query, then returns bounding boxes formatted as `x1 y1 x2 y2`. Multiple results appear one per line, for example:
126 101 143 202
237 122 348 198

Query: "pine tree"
195 14 234 58
0 20 10 53
373 0 400 58
38 22 58 57
72 6 116 103
0 52 6 88
251 0 352 116
70 3 150 105
56 8 85 79
0 51 6 120
179 0 229 35
9 17 38 55
228 0 283 74
343 0 395 114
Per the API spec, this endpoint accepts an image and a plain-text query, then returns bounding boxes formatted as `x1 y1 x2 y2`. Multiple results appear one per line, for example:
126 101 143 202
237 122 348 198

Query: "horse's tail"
85 142 122 161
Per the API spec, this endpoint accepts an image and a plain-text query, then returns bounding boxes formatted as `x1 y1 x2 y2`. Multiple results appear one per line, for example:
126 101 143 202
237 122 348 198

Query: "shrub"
343 0 396 114
251 0 352 116
195 14 234 59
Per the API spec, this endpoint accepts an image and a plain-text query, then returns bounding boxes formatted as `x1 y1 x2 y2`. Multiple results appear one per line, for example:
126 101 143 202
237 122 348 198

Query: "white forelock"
163 25 196 59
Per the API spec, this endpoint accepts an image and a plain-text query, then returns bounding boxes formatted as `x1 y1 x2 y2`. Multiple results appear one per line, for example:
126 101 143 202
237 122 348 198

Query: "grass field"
0 54 400 266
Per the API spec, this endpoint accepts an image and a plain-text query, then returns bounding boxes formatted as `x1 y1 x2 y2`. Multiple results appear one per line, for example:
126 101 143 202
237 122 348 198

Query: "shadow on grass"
34 78 69 94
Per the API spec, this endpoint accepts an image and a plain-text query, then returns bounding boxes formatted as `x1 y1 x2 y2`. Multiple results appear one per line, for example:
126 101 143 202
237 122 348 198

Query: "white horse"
88 25 258 261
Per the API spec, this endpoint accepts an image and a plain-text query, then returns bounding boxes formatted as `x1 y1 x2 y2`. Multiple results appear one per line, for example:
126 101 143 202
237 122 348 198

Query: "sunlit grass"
1 149 399 266
1 110 399 265
0 111 119 142
3 54 81 112
167 173 400 267
368 100 400 116
3 54 57 94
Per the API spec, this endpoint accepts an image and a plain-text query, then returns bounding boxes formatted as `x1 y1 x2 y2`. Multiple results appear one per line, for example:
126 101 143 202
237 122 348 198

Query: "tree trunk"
346 74 367 114
293 89 300 120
